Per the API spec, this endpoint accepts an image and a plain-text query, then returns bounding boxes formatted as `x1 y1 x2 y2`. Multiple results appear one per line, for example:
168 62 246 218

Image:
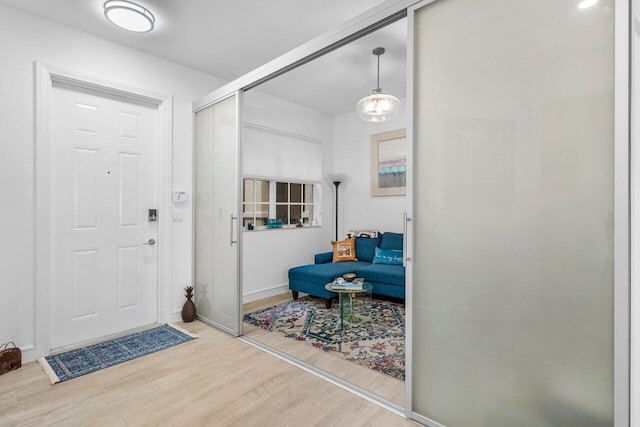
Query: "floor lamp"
325 173 348 241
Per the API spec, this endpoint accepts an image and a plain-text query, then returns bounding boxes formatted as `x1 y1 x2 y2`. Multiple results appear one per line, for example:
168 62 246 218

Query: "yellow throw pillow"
331 238 358 262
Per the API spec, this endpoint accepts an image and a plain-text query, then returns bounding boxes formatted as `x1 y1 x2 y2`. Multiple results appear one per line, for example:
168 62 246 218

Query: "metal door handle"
230 214 238 246
142 238 156 246
403 213 411 267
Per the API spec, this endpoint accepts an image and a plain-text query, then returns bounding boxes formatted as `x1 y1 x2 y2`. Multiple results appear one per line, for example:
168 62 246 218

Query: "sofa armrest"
314 252 333 264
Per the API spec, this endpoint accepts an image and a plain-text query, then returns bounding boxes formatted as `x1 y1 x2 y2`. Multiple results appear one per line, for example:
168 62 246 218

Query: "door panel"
50 82 159 349
411 0 616 425
118 245 141 309
118 152 142 227
194 93 241 335
72 147 100 229
72 249 99 319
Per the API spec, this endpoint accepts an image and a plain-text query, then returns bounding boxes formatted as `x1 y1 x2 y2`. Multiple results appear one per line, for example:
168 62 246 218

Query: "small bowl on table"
343 273 356 282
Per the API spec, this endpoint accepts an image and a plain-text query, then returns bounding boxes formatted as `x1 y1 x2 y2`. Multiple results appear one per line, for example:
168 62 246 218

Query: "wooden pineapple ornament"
181 286 196 322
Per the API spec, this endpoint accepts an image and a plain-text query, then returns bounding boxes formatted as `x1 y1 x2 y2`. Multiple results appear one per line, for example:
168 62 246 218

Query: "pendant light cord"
372 47 385 93
376 53 381 92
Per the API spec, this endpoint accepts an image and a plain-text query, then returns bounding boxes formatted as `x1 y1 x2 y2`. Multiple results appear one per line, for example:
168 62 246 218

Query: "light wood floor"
0 321 415 426
243 293 405 406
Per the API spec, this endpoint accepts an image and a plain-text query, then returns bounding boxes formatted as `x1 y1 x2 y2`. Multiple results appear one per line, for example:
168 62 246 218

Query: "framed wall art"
370 128 407 196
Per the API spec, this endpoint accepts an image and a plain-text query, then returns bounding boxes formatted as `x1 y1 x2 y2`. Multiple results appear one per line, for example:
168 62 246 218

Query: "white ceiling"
255 19 407 116
0 0 407 115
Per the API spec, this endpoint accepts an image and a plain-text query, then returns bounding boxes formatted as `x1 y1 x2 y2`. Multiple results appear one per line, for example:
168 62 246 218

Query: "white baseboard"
19 344 36 363
172 284 292 321
243 283 290 303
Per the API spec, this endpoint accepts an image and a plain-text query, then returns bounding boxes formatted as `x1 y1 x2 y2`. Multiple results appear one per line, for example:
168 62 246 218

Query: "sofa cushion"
355 263 405 287
289 261 370 284
380 232 403 251
355 236 380 263
372 247 403 265
331 238 358 262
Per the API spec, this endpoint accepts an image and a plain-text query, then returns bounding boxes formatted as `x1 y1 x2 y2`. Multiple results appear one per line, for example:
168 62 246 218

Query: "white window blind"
242 122 322 182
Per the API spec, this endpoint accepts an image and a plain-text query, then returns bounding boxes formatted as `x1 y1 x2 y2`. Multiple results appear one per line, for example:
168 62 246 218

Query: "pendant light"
356 47 400 122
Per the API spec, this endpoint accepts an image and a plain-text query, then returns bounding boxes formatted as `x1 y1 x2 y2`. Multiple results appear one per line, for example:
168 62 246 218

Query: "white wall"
333 101 408 235
241 90 334 302
0 4 225 361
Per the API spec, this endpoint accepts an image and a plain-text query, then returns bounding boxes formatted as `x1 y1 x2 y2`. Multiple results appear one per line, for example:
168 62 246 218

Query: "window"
276 182 313 226
243 178 316 229
242 179 269 227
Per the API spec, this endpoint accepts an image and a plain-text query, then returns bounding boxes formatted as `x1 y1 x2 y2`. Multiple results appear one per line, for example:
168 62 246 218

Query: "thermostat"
173 191 188 203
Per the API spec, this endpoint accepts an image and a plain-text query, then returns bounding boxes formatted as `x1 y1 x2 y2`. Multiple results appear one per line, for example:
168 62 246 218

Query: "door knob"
142 238 156 246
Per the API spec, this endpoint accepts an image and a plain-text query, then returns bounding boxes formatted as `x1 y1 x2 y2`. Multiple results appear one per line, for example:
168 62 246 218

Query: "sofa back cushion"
380 232 403 251
355 236 380 263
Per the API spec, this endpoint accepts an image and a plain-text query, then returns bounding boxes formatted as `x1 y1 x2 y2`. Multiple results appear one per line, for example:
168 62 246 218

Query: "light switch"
173 191 188 203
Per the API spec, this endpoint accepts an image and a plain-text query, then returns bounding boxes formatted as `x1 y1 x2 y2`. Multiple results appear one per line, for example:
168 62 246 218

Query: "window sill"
244 225 321 232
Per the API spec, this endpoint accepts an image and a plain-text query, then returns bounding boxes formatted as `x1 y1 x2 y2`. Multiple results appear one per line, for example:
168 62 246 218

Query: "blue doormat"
38 324 198 385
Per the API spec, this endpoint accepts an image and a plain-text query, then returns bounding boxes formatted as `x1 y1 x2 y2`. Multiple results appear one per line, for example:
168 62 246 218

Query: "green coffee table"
325 282 373 330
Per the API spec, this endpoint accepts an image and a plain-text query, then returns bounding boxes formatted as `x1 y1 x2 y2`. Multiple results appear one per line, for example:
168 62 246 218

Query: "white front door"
49 81 159 349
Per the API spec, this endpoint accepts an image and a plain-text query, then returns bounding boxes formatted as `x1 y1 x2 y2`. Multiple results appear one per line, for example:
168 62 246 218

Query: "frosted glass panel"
194 95 240 333
412 0 614 425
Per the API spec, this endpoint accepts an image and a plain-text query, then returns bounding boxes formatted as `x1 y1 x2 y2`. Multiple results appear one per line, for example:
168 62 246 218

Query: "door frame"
34 62 174 357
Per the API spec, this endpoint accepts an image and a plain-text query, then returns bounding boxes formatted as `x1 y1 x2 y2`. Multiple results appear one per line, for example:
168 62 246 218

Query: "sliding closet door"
411 0 624 425
194 93 242 335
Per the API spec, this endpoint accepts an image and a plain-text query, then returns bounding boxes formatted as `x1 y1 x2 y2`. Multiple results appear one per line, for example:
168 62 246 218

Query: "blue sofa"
288 232 405 308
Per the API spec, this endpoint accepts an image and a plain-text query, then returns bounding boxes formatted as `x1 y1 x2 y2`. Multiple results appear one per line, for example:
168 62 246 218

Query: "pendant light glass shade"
357 91 401 122
357 47 400 122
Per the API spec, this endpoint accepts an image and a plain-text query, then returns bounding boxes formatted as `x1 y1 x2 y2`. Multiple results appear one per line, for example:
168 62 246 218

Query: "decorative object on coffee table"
0 342 21 375
181 286 196 322
343 273 356 282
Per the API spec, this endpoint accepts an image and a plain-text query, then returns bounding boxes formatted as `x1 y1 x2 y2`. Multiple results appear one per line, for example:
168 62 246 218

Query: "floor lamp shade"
326 173 348 184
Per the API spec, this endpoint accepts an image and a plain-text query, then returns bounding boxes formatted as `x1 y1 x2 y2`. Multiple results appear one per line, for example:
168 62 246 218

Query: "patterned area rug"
38 324 198 385
244 297 405 380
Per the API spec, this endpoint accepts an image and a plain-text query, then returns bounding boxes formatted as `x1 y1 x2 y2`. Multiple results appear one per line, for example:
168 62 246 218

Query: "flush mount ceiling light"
356 47 401 123
104 0 155 33
578 0 599 9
